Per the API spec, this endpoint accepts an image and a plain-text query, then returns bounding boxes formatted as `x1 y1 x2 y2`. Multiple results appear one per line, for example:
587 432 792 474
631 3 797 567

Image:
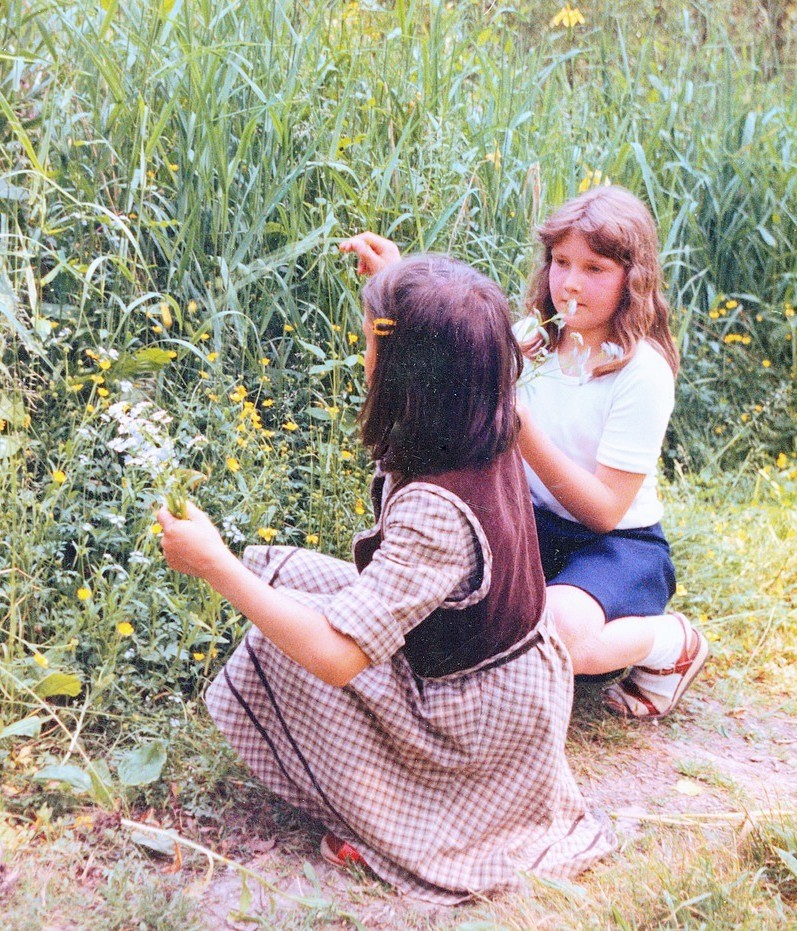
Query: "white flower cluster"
102 399 175 472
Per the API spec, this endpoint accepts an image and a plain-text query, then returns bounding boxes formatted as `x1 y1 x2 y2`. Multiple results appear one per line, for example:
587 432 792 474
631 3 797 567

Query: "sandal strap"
603 676 661 718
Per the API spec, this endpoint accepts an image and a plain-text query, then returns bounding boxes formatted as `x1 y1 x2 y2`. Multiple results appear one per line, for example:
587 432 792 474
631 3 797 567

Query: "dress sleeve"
323 484 481 667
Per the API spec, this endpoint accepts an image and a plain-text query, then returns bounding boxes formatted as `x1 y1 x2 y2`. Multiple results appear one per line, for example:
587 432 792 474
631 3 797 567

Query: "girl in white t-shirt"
515 185 708 719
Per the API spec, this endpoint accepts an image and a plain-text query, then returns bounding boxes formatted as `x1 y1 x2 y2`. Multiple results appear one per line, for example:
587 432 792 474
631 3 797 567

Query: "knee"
546 586 605 653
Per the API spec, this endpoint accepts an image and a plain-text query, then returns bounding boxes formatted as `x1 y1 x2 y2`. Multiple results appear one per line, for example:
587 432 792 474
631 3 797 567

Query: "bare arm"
515 403 645 533
157 503 370 687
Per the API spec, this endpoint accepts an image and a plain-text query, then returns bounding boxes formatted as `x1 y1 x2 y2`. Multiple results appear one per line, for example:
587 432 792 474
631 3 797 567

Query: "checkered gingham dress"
205 475 616 904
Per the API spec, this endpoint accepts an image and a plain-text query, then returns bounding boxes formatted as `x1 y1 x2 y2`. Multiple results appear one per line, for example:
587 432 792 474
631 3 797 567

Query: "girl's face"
548 231 626 346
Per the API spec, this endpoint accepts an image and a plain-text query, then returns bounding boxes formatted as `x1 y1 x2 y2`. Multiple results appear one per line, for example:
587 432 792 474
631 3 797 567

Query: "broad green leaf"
0 435 23 459
0 393 26 426
34 764 93 794
118 740 167 786
33 672 82 698
88 759 114 807
131 828 177 856
0 716 42 740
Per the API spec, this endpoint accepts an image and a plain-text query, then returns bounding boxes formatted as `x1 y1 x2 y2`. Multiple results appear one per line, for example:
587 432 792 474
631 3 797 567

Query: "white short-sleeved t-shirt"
515 337 675 529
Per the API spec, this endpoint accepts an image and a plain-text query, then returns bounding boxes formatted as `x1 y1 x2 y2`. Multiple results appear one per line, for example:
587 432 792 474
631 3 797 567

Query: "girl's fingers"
156 505 175 527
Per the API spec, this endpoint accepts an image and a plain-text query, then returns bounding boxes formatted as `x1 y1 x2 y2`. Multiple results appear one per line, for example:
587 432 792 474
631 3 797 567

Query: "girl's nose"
563 268 581 292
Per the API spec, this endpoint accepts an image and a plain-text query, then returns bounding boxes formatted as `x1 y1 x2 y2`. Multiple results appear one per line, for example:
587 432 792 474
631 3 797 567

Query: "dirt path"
199 684 797 929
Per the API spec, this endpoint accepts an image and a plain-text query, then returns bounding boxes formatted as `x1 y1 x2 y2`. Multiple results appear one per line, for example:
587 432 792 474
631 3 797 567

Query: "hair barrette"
372 317 397 336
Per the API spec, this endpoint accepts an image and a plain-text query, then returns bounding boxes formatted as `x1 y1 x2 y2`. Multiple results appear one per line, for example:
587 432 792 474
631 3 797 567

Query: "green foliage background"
1 0 796 719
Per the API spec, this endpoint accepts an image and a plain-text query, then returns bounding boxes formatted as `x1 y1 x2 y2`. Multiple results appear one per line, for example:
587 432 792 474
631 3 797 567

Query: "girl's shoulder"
620 340 675 387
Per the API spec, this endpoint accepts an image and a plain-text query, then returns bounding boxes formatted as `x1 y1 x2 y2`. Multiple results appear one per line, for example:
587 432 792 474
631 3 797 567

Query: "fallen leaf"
675 778 703 796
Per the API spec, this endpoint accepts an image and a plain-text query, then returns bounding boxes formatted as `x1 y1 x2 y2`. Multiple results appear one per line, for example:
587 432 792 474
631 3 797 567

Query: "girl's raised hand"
340 232 401 276
157 501 231 580
519 333 546 361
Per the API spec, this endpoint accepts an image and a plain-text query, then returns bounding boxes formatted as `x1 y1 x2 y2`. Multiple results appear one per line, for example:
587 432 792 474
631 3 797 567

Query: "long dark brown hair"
525 185 679 377
359 254 522 477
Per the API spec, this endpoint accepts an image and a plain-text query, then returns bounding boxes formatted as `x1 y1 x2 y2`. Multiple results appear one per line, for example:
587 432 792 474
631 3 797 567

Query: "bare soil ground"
197 681 797 929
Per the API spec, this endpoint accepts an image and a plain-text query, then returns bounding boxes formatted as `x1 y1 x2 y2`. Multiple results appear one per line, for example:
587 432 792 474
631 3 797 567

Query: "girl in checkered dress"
158 248 615 904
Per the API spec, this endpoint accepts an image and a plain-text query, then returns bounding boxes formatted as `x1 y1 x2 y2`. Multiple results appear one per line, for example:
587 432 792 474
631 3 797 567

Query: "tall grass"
0 0 795 716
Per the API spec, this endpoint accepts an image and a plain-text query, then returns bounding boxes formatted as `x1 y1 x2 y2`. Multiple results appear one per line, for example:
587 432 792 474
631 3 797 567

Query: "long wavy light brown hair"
525 185 679 377
359 254 522 477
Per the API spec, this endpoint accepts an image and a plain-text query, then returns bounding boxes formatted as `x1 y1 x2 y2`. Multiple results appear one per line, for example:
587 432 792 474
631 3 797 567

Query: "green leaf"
0 393 26 426
34 764 93 794
0 716 42 740
0 435 23 460
776 847 797 879
33 672 82 698
118 740 167 786
131 828 177 856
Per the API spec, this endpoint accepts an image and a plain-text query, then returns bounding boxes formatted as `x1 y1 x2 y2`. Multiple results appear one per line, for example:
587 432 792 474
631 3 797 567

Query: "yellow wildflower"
169 163 179 171
259 357 271 365
150 523 163 534
193 651 206 661
709 310 720 320
283 421 299 432
725 299 738 309
33 652 49 668
52 469 67 484
762 359 772 368
226 456 241 472
160 301 173 328
207 352 218 363
284 323 294 333
152 324 163 334
305 533 320 545
325 405 340 417
776 452 788 469
257 527 278 542
97 387 110 398
90 374 104 384
69 383 84 392
578 169 610 193
117 622 134 637
229 385 247 403
200 332 210 341
340 450 354 461
551 4 586 29
77 587 92 601
187 299 198 314
348 332 359 345
723 333 743 344
354 499 366 516
262 398 274 407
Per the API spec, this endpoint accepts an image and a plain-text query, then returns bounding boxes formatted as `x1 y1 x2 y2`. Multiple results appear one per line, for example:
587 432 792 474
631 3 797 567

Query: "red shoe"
320 832 368 869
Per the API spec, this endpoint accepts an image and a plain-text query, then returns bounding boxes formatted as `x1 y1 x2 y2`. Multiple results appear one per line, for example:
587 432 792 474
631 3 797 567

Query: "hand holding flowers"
157 501 234 582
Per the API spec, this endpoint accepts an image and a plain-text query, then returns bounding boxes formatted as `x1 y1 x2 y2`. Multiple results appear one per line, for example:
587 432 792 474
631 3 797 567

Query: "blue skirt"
533 505 676 622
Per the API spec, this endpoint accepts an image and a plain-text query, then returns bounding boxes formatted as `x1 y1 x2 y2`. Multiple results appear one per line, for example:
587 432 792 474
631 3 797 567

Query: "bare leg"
547 585 656 676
